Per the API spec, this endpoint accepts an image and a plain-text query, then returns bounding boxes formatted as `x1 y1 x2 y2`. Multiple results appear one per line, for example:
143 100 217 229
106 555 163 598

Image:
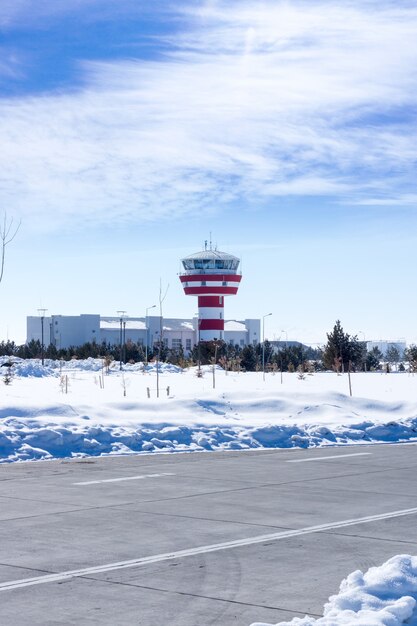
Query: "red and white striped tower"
179 247 242 341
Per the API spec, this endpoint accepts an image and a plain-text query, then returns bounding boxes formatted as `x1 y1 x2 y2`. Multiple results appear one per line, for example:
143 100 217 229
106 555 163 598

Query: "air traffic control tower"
179 245 242 341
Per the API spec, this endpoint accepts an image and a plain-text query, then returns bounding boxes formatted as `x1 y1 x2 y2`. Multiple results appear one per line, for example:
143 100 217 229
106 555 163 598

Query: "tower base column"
198 296 224 342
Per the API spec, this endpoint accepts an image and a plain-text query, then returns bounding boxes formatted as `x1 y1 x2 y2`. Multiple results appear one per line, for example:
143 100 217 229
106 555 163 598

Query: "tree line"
0 320 412 372
0 337 320 371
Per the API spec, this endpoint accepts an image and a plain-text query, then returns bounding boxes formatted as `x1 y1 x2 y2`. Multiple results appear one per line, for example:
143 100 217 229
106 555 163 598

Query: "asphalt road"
0 444 417 625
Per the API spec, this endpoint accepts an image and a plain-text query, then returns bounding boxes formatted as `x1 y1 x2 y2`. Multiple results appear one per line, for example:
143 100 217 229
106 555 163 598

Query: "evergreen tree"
404 345 417 363
274 345 307 372
124 340 145 363
240 344 257 371
45 343 58 359
404 345 417 372
385 345 400 370
261 339 273 370
167 345 185 366
190 340 225 365
322 320 364 371
366 346 383 371
26 339 42 359
0 340 16 356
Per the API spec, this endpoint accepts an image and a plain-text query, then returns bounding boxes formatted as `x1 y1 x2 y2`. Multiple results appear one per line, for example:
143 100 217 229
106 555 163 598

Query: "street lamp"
117 310 127 370
212 340 220 389
198 318 202 376
262 313 272 381
145 305 156 365
37 308 48 366
281 329 288 347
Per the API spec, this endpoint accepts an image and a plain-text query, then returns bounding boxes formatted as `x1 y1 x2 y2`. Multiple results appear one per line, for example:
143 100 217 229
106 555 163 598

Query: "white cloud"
0 0 417 232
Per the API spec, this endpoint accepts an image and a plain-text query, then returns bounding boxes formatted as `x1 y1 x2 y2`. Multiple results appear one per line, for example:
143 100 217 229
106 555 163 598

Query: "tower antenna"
209 232 212 250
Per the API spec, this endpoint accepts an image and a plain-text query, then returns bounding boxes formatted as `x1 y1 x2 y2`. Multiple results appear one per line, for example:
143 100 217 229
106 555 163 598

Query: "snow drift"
251 555 417 625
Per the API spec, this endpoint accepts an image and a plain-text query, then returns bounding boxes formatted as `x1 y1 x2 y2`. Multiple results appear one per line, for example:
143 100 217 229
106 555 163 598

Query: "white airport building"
26 314 260 353
365 339 406 358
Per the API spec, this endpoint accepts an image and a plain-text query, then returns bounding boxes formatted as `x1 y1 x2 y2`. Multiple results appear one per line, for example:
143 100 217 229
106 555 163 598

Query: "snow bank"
1 412 417 463
0 357 184 376
1 363 417 462
251 555 417 625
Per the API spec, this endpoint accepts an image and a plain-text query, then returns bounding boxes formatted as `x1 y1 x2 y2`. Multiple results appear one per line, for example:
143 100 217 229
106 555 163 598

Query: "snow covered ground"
1 357 417 463
251 555 417 626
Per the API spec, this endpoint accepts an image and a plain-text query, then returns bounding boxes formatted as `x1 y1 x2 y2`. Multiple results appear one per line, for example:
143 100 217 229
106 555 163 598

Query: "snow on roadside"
1 361 417 462
251 555 417 626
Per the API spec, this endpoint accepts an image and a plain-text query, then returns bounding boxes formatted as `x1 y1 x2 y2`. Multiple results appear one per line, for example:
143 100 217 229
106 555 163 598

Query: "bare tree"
156 279 169 398
0 214 21 284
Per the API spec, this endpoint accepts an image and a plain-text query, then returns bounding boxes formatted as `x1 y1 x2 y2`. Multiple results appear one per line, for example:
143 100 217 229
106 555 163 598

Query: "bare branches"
0 214 21 284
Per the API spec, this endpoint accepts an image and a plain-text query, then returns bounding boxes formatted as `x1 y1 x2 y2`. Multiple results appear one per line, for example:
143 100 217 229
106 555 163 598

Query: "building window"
201 281 206 286
186 338 191 350
240 339 245 346
222 281 227 286
172 338 182 349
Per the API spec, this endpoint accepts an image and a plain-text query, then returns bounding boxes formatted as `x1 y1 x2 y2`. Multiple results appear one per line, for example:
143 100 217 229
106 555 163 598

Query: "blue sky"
1 0 417 345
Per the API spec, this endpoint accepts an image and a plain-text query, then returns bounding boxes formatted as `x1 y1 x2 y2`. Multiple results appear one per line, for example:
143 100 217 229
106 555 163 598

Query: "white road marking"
73 472 175 486
287 452 372 463
1 505 417 592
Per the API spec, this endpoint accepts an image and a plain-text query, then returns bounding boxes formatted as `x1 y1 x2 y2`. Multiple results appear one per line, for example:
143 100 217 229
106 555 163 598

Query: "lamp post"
117 310 127 370
145 304 156 365
262 313 272 381
212 340 220 389
198 318 202 376
359 331 367 372
37 308 48 366
123 316 127 364
281 329 288 347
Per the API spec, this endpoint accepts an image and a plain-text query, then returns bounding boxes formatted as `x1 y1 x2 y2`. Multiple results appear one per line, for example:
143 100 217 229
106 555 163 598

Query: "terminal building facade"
26 314 260 353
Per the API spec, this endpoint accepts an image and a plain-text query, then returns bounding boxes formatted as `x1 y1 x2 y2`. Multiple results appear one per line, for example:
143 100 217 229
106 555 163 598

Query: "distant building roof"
100 320 146 330
163 322 195 332
224 320 247 332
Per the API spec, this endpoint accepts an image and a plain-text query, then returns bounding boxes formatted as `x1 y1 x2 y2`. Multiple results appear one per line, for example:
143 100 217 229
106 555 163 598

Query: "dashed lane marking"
73 472 175 485
287 452 372 463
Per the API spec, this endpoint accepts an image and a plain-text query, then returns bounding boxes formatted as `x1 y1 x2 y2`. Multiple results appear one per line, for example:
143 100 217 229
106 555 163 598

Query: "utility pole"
262 313 272 381
37 308 47 366
212 341 220 389
117 310 127 370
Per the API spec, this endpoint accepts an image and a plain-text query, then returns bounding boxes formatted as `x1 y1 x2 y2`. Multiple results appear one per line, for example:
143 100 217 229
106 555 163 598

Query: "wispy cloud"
0 0 417 232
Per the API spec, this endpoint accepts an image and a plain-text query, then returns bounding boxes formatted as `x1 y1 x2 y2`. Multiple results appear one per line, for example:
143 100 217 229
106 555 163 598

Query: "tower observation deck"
179 248 242 341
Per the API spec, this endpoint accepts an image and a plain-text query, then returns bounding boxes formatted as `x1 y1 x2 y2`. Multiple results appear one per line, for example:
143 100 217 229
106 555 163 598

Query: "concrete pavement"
0 444 417 625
